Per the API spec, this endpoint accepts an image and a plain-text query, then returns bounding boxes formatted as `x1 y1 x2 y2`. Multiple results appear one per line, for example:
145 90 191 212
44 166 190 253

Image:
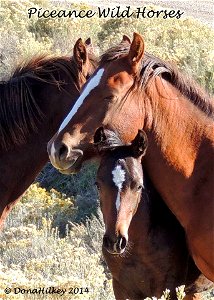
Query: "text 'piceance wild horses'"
0 38 97 227
93 127 213 300
48 33 214 281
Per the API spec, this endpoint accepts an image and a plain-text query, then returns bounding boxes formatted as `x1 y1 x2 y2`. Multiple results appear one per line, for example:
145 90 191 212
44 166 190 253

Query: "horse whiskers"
119 241 134 258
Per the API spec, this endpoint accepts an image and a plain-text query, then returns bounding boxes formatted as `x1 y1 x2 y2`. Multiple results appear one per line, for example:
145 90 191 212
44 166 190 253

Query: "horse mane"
0 53 97 150
100 42 214 118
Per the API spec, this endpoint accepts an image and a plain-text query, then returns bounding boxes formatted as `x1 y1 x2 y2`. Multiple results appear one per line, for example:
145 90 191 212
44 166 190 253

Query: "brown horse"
0 38 97 227
48 33 214 281
93 126 213 300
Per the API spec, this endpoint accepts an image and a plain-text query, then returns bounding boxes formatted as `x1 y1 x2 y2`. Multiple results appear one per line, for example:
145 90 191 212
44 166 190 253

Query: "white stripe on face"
112 164 126 212
58 68 105 134
50 141 57 165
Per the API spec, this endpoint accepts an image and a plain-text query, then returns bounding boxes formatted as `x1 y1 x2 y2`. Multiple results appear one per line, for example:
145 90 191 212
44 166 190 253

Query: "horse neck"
0 70 79 152
140 77 213 225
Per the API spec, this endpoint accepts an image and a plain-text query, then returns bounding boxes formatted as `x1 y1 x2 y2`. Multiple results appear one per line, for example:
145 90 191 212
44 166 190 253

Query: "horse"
47 33 214 281
0 37 98 227
93 126 213 300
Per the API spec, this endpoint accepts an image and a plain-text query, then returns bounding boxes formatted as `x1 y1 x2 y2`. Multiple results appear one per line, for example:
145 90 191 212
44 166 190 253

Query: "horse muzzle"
47 140 83 174
103 234 128 255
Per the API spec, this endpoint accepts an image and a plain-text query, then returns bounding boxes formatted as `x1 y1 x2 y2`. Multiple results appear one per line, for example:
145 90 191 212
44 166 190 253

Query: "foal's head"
94 127 148 255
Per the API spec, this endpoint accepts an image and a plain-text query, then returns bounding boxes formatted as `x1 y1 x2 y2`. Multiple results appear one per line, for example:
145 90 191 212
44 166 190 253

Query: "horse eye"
95 181 100 191
104 95 114 101
137 185 143 191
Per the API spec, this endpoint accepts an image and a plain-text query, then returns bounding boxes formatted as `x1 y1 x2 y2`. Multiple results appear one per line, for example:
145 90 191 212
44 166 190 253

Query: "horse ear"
122 35 131 44
94 127 107 146
128 33 145 71
73 38 88 70
131 129 148 158
85 37 91 46
85 37 94 54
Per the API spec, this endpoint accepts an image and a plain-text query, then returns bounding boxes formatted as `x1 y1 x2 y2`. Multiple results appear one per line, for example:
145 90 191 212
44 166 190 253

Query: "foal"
94 127 213 300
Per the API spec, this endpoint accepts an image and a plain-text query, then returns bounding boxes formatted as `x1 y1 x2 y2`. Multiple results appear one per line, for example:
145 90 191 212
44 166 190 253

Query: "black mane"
94 128 124 153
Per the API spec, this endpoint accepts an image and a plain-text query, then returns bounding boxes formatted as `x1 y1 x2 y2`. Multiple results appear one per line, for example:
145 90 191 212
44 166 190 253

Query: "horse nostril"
118 235 127 251
58 143 68 160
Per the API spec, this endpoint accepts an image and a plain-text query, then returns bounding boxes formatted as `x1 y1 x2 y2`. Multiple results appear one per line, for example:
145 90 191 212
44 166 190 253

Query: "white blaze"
58 68 105 134
50 141 57 165
112 164 126 212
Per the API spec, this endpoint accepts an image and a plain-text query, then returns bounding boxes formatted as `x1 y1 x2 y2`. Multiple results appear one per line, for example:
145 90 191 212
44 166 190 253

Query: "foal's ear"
73 38 88 69
94 127 107 146
131 129 148 158
128 33 145 71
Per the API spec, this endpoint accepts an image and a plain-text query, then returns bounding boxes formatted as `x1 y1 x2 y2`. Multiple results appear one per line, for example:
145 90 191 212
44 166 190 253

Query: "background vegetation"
0 0 213 299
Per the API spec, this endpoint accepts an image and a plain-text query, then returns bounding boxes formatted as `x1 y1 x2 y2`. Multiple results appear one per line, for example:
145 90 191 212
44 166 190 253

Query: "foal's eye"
95 181 100 191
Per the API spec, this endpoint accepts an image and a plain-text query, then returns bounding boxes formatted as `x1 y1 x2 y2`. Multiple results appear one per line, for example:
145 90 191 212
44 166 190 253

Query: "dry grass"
0 182 114 300
0 174 213 299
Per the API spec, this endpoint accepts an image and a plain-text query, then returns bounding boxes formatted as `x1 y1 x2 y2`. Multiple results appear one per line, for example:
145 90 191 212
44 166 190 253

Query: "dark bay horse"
47 33 214 281
93 127 213 300
0 38 97 227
